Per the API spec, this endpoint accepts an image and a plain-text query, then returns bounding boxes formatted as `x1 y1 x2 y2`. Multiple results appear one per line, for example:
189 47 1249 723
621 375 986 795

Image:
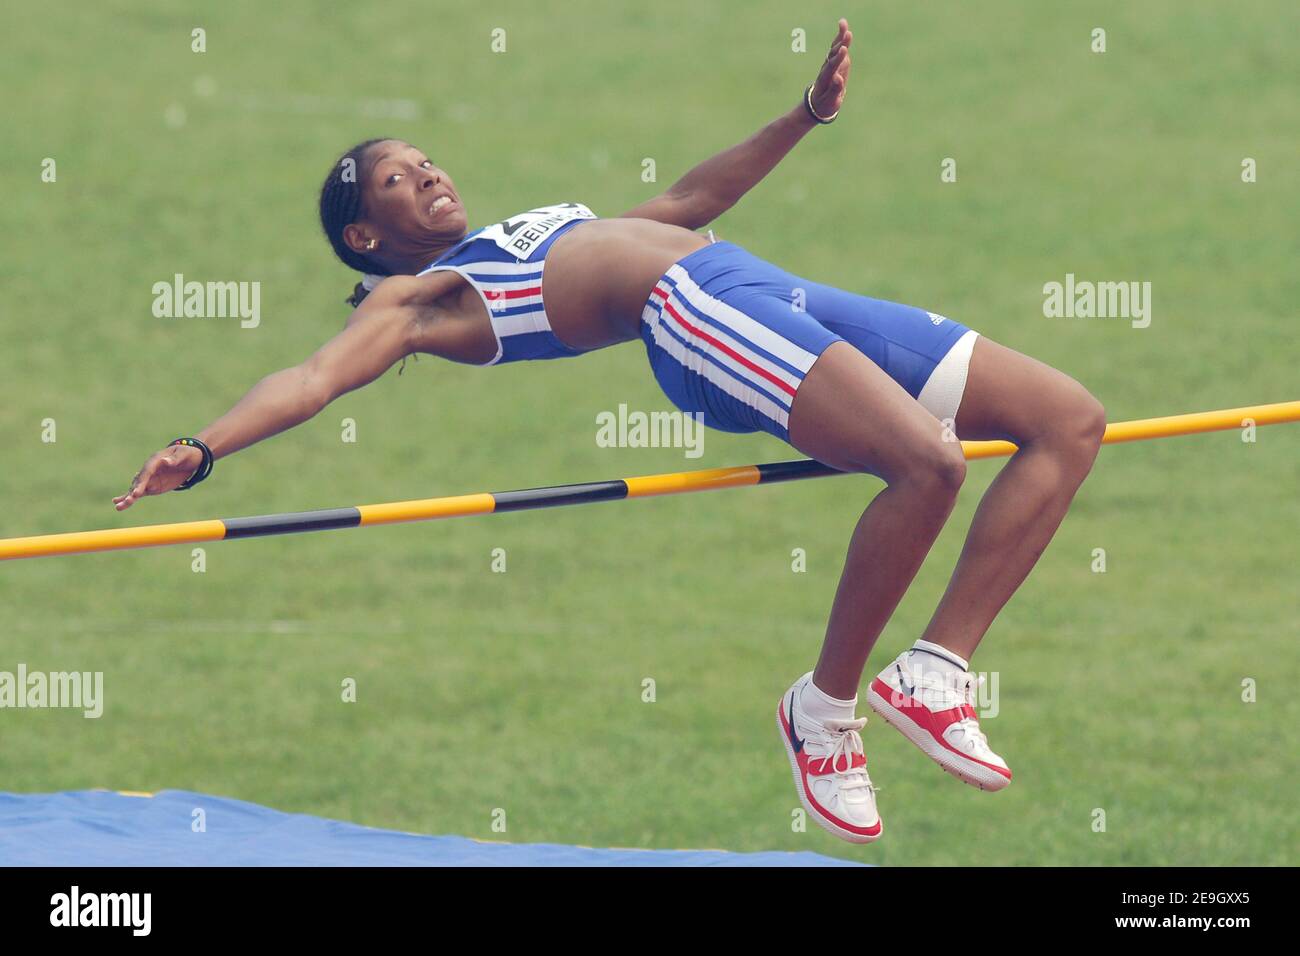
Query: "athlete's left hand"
809 18 852 119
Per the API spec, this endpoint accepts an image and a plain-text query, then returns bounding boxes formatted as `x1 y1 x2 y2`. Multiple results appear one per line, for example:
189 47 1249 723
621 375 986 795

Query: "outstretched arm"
620 18 853 230
114 294 422 510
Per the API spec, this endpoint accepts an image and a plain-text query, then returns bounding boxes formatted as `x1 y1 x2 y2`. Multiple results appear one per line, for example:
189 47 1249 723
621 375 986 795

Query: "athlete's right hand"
113 444 204 511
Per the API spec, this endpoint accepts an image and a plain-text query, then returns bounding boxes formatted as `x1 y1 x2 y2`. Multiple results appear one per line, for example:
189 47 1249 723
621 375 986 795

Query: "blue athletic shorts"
640 240 977 443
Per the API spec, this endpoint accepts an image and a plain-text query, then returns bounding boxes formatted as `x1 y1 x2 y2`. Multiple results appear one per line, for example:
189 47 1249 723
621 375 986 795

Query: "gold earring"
366 239 378 251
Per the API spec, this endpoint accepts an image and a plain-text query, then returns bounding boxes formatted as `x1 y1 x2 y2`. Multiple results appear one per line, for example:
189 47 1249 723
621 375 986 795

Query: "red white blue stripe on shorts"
641 262 828 438
640 240 974 442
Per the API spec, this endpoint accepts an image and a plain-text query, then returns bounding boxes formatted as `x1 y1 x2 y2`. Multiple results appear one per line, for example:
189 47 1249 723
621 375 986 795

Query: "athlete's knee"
1061 388 1106 466
1019 376 1105 460
887 439 967 499
1079 391 1107 448
1030 387 1106 484
931 441 969 495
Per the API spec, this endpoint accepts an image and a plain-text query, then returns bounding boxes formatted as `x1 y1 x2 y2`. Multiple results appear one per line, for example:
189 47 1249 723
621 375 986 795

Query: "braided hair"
319 138 393 307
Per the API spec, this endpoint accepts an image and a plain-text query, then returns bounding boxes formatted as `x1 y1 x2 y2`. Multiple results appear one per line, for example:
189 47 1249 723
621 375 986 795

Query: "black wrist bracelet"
803 83 839 125
170 437 214 490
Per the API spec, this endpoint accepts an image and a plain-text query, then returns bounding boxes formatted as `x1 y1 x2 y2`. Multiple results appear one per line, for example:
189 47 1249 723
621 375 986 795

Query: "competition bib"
476 202 597 260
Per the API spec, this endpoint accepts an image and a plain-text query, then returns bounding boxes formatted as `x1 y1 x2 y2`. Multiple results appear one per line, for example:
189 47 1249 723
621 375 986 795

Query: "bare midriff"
539 218 711 350
416 217 711 364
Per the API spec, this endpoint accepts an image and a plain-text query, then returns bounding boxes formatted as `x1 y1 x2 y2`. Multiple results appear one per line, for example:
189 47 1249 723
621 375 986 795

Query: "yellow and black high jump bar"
1 401 1297 562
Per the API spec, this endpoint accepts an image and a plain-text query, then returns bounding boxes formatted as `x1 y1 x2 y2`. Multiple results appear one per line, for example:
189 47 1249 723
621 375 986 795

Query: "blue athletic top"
418 202 598 365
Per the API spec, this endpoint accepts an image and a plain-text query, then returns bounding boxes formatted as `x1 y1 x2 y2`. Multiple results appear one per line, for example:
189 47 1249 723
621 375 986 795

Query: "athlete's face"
345 140 468 267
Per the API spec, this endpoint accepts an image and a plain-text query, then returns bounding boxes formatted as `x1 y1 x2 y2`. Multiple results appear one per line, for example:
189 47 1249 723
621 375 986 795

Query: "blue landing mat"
0 790 866 867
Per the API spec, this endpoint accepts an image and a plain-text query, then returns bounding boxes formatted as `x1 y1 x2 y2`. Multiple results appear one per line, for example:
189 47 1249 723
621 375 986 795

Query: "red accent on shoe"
778 701 882 838
870 677 1012 780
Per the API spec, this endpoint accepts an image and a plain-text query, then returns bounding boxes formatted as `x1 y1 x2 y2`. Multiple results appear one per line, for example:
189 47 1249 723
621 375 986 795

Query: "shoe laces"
809 717 875 793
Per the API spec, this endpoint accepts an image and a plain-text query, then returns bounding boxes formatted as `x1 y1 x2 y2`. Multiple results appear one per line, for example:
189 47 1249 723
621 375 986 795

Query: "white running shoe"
868 651 1012 791
776 673 882 843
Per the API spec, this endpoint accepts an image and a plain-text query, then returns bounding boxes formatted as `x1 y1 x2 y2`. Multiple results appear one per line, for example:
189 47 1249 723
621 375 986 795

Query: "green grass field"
1 1 1296 865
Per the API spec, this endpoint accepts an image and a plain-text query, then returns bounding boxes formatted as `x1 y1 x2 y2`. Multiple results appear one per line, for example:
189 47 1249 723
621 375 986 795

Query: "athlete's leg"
786 341 967 700
639 245 964 841
916 336 1106 660
866 337 1103 790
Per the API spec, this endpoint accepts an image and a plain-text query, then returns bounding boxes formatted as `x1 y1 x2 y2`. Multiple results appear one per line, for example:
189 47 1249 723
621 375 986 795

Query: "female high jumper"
116 19 1105 843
